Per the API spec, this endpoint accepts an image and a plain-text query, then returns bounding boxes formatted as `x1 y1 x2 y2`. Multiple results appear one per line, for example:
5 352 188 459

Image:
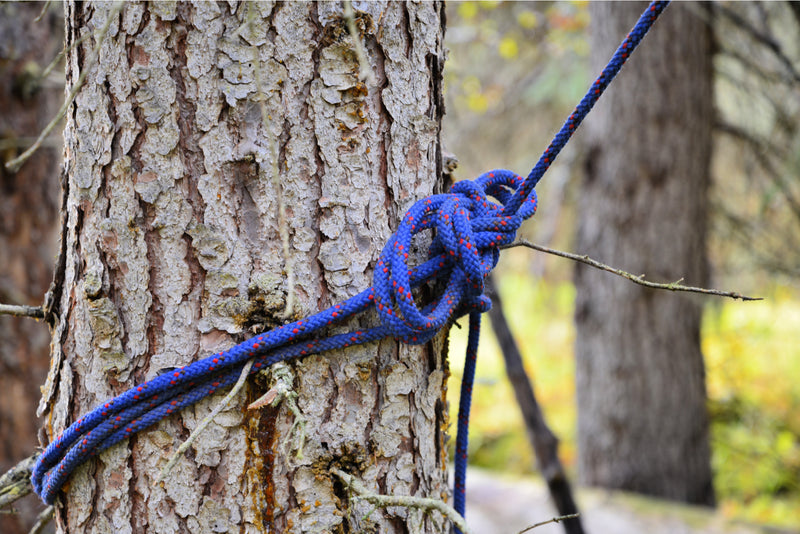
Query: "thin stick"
248 5 295 319
503 240 763 301
34 1 53 23
27 506 54 534
343 0 377 85
331 468 473 534
0 137 60 152
248 363 307 459
0 453 36 509
40 25 96 80
5 2 124 173
519 513 581 533
0 304 45 319
158 359 254 482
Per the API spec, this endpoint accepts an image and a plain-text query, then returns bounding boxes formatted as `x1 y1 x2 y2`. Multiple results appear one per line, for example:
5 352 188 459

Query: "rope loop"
373 169 535 345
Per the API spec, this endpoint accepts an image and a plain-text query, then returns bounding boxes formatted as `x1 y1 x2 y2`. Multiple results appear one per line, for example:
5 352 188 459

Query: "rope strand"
33 2 671 524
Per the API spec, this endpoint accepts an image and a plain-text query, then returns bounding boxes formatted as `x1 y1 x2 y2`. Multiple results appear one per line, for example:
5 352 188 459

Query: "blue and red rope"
32 1 671 525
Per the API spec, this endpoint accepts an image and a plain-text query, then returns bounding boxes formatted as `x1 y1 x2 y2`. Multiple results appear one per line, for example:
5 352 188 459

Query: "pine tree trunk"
38 2 449 532
574 2 715 505
0 3 63 533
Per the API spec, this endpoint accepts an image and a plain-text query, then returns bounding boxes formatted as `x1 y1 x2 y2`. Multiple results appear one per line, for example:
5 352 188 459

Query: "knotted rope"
33 1 670 523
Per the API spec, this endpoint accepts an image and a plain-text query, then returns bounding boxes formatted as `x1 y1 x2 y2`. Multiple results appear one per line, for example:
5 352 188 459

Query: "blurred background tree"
575 1 714 506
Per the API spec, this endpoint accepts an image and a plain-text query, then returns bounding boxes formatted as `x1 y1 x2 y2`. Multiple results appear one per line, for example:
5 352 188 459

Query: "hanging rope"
32 1 670 524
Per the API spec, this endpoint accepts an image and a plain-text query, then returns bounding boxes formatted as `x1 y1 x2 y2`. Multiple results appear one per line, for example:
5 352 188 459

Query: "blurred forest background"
0 1 798 533
443 0 800 530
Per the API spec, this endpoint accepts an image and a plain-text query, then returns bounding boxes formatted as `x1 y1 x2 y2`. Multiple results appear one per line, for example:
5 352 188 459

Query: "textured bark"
0 3 63 533
485 275 584 534
39 2 448 532
574 2 715 505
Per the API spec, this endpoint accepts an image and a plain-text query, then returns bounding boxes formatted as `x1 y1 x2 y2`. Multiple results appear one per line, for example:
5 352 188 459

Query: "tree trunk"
574 2 715 505
38 2 449 532
0 3 63 533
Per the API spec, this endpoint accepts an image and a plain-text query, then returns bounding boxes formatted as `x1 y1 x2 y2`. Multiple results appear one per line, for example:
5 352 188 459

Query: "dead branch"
503 240 762 301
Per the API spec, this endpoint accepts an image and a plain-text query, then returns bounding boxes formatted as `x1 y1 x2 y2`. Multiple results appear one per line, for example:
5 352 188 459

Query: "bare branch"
28 506 54 534
247 4 296 319
0 303 45 319
5 2 124 173
503 240 763 301
40 23 97 80
331 468 473 534
33 1 53 23
0 136 60 152
519 513 581 533
248 363 307 460
158 359 254 482
0 453 37 509
343 0 377 86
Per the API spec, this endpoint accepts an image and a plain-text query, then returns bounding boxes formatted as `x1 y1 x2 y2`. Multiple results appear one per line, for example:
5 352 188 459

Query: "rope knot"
372 169 537 345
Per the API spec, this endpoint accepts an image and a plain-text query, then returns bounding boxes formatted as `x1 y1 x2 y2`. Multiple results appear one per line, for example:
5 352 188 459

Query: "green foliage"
704 293 800 526
448 277 800 529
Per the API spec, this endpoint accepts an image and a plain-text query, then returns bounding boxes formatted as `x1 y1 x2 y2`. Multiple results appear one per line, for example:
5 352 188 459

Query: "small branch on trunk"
248 362 306 459
0 453 37 509
247 3 296 319
519 513 581 533
40 21 96 80
5 2 124 173
503 240 762 301
0 303 45 319
343 0 377 86
27 505 54 534
158 359 254 483
33 1 53 23
331 468 473 534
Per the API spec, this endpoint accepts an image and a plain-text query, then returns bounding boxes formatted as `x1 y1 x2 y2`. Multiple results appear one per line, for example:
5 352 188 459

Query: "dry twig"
332 468 473 534
27 505 54 534
246 4 296 319
248 363 306 459
504 240 762 301
519 513 581 533
158 359 254 482
343 0 377 85
5 2 124 173
0 303 45 319
0 453 37 509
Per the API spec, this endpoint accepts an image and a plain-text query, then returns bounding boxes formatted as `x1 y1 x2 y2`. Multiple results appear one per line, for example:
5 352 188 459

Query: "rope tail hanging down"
32 0 671 525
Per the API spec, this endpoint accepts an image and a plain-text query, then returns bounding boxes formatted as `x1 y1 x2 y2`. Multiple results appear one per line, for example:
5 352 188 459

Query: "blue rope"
32 0 670 521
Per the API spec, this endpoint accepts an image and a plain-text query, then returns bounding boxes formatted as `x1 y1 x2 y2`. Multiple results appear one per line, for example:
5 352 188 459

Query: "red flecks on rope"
32 2 670 522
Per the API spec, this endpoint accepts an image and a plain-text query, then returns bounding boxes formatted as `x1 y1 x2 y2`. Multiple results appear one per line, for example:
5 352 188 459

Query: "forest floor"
465 468 799 534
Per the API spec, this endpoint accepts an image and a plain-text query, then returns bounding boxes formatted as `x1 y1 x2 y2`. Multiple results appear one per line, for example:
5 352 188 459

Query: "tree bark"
0 3 63 533
38 2 449 532
574 2 715 506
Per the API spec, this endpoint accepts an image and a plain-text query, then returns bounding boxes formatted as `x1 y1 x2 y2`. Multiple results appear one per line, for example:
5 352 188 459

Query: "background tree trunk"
39 2 448 532
574 2 715 505
0 3 63 533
